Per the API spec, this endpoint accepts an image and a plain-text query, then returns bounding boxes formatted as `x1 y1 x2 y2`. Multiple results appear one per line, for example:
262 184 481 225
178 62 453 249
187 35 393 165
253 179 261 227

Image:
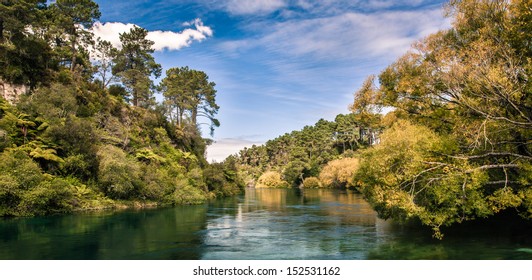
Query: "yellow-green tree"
319 158 359 188
353 0 532 237
255 171 288 189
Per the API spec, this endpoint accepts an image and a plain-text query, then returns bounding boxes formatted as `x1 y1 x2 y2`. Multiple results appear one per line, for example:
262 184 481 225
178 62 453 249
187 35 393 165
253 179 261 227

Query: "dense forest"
0 0 243 216
235 0 531 238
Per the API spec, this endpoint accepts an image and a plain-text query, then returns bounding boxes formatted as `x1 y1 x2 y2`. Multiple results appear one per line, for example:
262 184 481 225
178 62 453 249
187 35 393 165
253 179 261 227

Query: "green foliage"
17 83 78 121
50 0 100 72
0 148 78 216
171 179 207 205
203 160 244 197
0 148 44 190
282 160 309 187
161 66 220 136
0 1 236 218
237 115 370 186
18 177 75 215
112 26 161 107
0 0 56 86
97 145 142 199
138 162 176 201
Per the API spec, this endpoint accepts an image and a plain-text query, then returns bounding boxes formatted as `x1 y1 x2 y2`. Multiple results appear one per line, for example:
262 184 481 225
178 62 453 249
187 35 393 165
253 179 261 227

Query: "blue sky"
92 0 450 162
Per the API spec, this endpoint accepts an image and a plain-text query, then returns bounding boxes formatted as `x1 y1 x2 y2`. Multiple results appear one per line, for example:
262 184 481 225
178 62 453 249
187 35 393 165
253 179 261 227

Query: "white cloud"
225 0 287 15
222 8 449 61
90 22 136 48
207 138 263 162
90 19 213 51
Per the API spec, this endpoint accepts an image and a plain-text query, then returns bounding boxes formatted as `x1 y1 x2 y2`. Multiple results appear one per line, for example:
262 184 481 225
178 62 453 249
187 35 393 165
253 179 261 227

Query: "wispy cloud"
90 19 213 51
222 8 449 61
224 0 287 15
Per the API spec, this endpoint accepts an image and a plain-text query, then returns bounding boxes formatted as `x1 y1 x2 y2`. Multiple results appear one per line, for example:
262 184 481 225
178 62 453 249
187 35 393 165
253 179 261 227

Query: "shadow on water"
0 205 209 259
367 210 532 260
1 188 531 259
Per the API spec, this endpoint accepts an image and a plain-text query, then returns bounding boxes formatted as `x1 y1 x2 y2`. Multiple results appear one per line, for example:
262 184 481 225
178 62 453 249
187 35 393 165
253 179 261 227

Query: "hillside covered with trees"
234 0 531 238
0 0 243 216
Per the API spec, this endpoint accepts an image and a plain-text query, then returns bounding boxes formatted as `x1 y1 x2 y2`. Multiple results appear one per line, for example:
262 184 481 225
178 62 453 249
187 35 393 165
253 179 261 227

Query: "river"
0 189 530 259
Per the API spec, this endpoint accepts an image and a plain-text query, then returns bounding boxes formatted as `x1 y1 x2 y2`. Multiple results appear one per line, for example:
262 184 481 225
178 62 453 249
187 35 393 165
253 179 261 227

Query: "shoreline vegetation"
0 0 243 217
1 0 531 239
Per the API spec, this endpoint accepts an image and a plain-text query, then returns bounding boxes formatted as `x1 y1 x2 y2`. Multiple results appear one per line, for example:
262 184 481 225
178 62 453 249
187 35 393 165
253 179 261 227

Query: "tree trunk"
0 18 4 42
178 108 184 127
70 32 77 72
191 108 197 125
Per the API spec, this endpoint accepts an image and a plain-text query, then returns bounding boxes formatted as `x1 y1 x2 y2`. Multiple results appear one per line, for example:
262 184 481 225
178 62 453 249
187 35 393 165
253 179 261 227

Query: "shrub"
319 158 359 188
18 178 75 215
97 145 142 199
302 177 322 188
170 177 207 204
255 171 289 188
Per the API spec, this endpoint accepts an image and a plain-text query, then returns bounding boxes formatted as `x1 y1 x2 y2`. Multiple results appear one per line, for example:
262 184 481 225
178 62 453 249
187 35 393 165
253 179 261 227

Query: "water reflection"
200 189 384 259
0 205 209 259
0 189 530 259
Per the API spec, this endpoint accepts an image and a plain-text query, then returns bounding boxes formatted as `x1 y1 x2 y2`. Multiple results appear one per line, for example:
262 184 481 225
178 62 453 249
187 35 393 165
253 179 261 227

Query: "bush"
255 171 289 188
302 177 322 188
138 163 176 201
0 149 80 216
319 158 359 188
97 145 142 199
170 177 207 204
203 162 244 197
18 178 75 215
0 148 44 189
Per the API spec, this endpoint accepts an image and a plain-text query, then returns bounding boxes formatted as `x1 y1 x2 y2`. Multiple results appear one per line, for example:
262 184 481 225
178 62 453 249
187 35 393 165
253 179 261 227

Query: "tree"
92 38 117 89
378 0 531 174
0 0 55 87
355 0 532 237
319 157 359 188
161 66 219 135
349 75 382 146
113 26 161 107
0 0 45 43
50 0 100 72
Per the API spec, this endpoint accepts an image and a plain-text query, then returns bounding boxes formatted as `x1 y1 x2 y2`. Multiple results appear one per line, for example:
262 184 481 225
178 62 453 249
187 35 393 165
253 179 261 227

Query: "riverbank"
1 188 530 260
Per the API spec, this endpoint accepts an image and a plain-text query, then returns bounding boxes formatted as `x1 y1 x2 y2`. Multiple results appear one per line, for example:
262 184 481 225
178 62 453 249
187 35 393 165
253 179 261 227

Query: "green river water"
1 189 531 259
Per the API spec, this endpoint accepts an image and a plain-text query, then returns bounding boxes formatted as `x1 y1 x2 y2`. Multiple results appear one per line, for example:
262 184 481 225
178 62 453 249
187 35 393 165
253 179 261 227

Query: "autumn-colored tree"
355 0 531 237
319 157 359 188
255 171 288 189
349 75 382 146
